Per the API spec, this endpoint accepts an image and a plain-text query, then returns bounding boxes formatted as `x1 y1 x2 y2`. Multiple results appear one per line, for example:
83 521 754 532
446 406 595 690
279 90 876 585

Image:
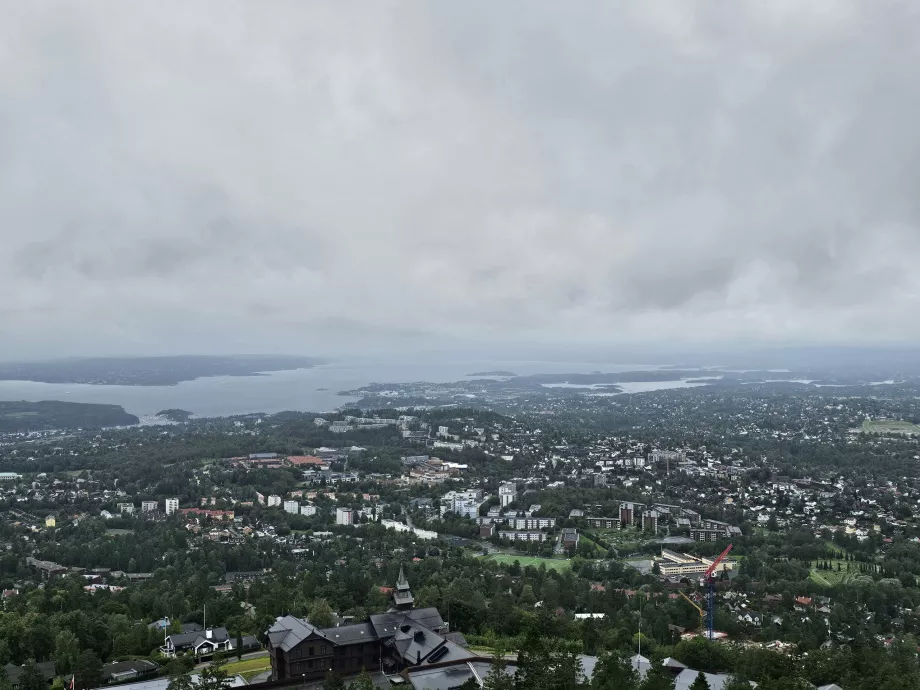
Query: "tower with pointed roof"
393 565 414 610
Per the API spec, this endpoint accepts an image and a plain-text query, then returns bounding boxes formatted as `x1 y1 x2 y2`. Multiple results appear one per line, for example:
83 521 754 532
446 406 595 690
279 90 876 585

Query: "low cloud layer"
2 1 919 358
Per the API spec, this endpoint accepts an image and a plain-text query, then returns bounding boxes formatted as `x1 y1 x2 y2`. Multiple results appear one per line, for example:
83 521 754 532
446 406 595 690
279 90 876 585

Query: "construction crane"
704 543 733 640
678 591 705 630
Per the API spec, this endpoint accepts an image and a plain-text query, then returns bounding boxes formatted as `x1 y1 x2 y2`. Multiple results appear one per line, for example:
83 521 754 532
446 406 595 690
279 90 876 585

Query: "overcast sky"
2 1 919 360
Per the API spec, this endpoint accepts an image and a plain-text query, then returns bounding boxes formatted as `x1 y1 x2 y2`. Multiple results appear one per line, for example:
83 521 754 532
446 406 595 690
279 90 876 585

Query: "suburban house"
266 569 472 682
4 662 56 689
161 626 232 657
100 660 159 684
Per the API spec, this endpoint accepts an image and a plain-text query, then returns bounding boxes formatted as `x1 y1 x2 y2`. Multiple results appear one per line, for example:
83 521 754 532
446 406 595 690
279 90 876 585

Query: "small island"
467 370 518 377
155 409 194 422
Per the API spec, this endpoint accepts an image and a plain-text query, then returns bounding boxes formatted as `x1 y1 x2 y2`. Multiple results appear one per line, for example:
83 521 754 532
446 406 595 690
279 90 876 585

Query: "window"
308 646 314 656
321 645 328 655
308 661 313 670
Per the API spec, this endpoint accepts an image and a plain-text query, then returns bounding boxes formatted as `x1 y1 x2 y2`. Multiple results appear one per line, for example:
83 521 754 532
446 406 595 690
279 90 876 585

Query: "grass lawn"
862 419 920 435
481 554 572 571
222 655 271 680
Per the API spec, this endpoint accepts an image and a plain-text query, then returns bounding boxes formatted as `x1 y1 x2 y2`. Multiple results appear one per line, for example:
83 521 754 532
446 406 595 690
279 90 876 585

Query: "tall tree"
309 599 335 628
197 659 230 690
591 652 637 690
73 651 103 690
323 671 345 690
53 630 80 676
640 663 675 690
349 669 375 690
688 672 710 690
19 661 47 690
484 646 515 690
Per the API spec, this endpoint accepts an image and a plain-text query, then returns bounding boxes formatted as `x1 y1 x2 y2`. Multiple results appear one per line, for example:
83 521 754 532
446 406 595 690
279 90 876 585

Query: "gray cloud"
2 0 920 359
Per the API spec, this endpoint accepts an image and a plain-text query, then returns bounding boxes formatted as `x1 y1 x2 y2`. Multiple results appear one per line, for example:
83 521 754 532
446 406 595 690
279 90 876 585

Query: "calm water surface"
0 358 674 417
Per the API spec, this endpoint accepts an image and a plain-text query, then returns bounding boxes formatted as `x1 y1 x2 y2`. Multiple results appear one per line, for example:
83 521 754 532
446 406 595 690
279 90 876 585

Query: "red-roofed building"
287 456 328 467
180 508 235 521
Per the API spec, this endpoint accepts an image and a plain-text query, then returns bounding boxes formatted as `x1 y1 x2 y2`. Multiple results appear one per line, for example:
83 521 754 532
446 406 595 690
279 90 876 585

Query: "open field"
863 419 920 435
480 554 571 571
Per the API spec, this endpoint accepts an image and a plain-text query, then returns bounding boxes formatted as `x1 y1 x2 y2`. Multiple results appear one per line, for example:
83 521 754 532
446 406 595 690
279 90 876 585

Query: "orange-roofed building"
287 456 327 466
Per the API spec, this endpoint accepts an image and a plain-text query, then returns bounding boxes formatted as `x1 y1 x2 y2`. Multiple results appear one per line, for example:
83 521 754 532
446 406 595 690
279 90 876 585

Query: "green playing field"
480 554 571 571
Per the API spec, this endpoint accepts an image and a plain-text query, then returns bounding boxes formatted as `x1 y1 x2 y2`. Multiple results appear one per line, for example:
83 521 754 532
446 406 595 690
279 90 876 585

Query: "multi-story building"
117 503 134 515
498 482 517 508
441 490 485 519
266 571 464 683
690 520 742 542
165 498 179 516
656 549 737 577
498 530 547 542
301 504 317 516
593 472 607 487
619 503 635 527
283 500 299 515
336 507 354 526
561 528 579 549
509 516 555 530
141 501 158 512
586 517 620 529
642 510 659 534
267 495 282 507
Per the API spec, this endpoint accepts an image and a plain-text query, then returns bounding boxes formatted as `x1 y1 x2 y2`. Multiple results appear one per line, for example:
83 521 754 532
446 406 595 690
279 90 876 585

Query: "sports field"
481 554 571 571
862 419 920 435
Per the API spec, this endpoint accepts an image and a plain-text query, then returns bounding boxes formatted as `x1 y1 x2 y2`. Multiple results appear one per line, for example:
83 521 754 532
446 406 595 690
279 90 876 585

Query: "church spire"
393 564 414 610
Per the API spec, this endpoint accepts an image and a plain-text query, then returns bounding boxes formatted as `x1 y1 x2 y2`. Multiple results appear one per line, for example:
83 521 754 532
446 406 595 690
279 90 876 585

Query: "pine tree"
688 671 711 690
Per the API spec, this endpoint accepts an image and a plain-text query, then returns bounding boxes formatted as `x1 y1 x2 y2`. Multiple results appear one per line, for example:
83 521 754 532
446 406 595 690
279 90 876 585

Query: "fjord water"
0 358 673 418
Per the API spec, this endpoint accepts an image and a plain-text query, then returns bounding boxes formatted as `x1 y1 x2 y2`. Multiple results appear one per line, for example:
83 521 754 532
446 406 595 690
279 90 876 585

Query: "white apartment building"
141 501 158 512
499 482 517 508
267 495 282 507
117 503 134 515
165 498 179 515
441 490 486 519
283 500 299 515
300 504 317 516
336 507 355 526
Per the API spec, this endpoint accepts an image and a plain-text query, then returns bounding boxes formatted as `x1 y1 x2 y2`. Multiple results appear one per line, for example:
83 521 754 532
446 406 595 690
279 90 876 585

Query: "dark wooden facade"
268 630 380 682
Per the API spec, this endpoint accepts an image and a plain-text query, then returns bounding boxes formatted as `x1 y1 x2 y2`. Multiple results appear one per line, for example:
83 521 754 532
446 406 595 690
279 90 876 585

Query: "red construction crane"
705 543 733 639
705 543 734 579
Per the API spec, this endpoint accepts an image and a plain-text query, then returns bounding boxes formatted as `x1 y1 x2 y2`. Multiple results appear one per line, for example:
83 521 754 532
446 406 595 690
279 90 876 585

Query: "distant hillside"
0 401 138 432
0 355 324 386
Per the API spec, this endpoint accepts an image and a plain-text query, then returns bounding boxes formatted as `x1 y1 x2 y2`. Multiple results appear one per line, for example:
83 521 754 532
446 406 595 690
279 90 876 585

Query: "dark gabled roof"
167 627 229 648
443 632 468 648
369 608 445 639
101 660 159 681
267 615 323 652
321 622 376 645
5 662 57 683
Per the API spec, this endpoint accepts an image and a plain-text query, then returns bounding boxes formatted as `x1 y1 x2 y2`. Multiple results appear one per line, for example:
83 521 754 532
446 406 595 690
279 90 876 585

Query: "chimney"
416 651 421 665
206 629 213 639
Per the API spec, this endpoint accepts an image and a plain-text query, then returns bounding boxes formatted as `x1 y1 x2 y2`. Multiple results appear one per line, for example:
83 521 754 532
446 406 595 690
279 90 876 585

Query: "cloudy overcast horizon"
2 1 920 360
